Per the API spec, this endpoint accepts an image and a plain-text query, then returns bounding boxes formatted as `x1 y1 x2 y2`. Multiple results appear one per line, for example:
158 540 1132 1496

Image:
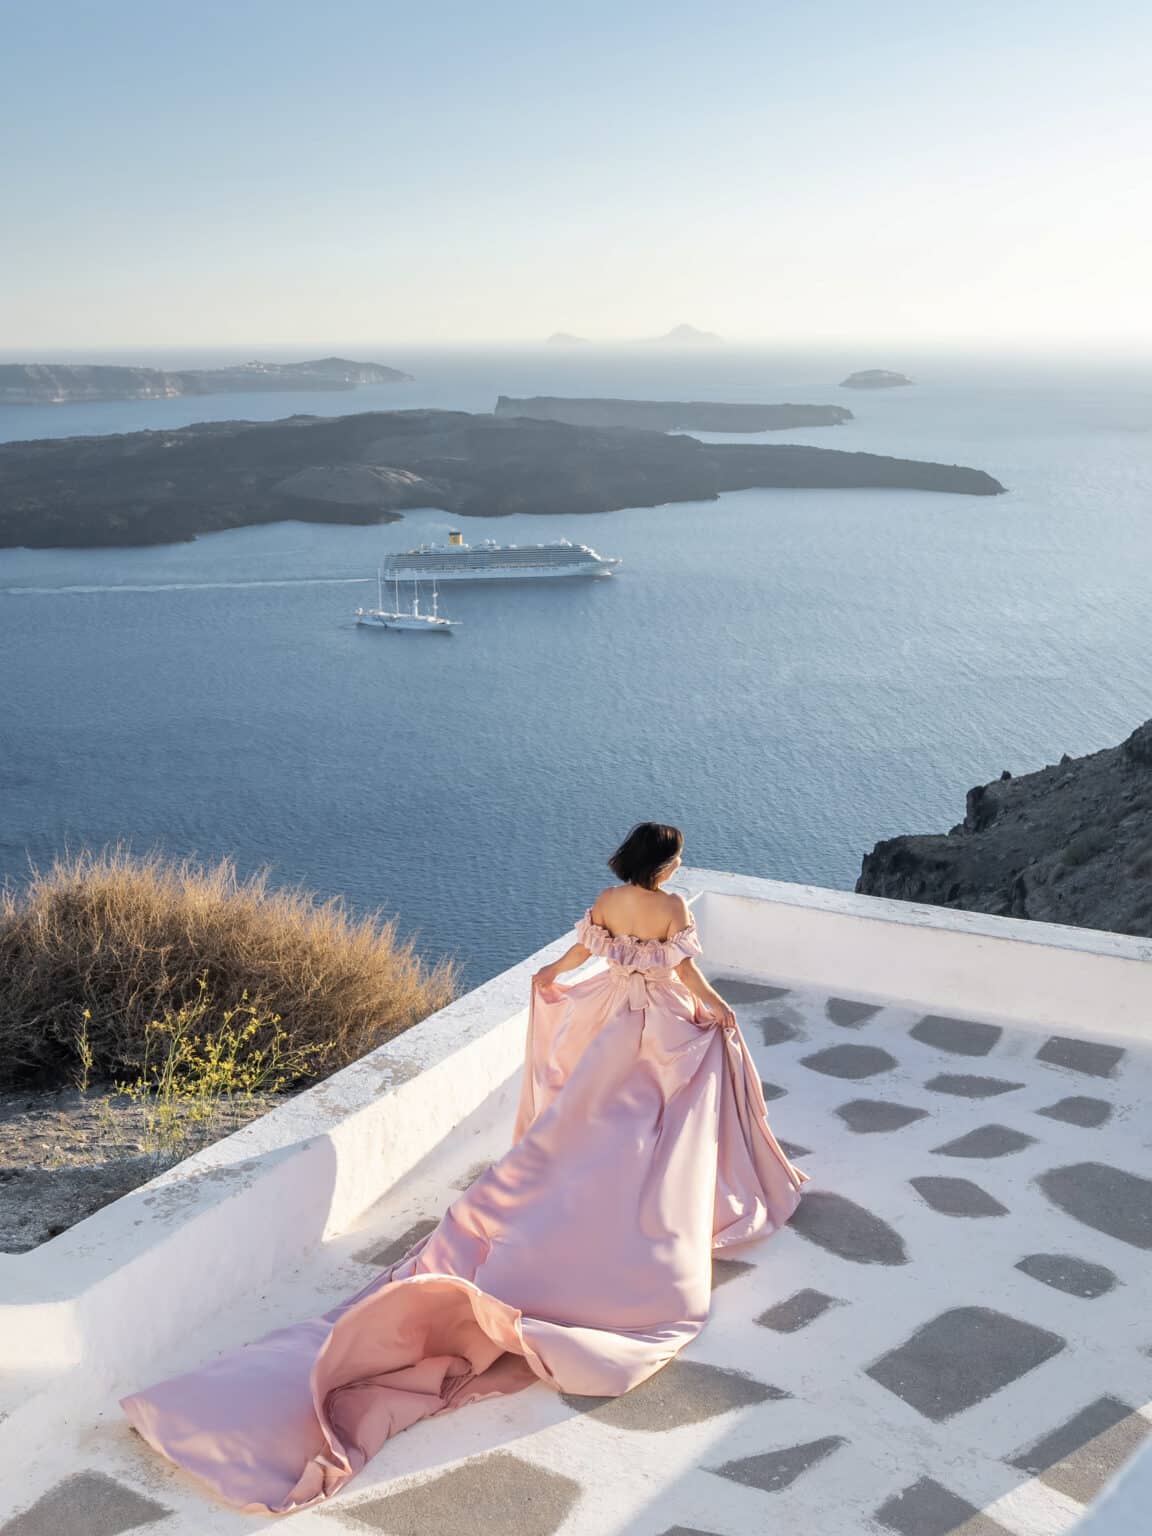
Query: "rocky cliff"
0 357 410 406
0 407 1005 550
856 719 1152 937
496 396 853 432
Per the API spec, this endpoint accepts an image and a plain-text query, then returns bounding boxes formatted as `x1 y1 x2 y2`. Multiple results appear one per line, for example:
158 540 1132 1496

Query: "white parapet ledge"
673 867 1152 1040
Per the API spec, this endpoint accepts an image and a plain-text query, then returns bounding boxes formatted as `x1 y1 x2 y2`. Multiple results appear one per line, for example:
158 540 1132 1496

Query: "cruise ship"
382 530 621 581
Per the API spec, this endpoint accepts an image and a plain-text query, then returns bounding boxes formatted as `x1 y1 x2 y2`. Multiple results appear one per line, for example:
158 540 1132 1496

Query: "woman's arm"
532 942 591 989
675 956 736 1028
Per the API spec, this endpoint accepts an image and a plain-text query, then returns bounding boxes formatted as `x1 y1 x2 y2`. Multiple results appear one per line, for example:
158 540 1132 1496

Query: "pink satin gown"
120 907 809 1514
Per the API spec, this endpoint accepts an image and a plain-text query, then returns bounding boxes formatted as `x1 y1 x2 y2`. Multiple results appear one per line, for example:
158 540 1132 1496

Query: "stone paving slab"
0 1471 170 1536
3 972 1150 1536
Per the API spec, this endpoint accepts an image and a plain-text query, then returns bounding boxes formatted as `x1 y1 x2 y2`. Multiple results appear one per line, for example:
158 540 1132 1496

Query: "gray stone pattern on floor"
0 1472 170 1536
10 973 1150 1536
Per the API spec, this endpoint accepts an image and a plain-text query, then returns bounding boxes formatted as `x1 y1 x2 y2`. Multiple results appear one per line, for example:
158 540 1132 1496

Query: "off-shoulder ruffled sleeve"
669 913 702 962
573 910 605 955
574 908 702 966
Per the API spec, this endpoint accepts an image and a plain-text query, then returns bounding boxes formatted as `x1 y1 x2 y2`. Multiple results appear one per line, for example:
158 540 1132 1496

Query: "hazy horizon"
3 338 1151 371
4 0 1150 354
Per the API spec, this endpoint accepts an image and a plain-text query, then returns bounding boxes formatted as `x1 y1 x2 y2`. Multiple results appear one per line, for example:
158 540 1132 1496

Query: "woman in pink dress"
120 822 808 1515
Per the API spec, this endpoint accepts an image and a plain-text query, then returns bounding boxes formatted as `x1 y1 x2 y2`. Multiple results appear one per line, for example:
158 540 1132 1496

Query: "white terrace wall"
687 869 1152 1044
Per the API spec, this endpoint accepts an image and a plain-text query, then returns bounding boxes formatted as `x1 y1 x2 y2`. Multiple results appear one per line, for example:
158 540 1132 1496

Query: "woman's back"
591 883 688 942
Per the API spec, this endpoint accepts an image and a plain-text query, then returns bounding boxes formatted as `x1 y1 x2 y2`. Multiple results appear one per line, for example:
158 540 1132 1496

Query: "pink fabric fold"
120 906 808 1515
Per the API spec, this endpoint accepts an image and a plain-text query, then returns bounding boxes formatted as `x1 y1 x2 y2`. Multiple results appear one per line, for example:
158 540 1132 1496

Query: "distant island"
0 357 412 407
0 408 1006 550
496 395 853 432
840 369 914 389
538 326 723 346
651 324 723 345
856 718 1152 938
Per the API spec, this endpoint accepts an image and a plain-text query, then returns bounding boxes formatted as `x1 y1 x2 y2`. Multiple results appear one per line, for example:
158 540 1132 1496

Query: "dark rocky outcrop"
0 407 1005 550
496 396 853 432
0 357 410 406
856 720 1152 937
841 370 914 389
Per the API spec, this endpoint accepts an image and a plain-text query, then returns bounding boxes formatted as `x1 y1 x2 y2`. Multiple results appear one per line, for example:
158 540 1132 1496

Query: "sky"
3 0 1150 352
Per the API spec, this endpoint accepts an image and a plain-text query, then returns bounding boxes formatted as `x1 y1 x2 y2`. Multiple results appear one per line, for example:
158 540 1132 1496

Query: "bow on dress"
605 957 726 1029
606 958 675 1012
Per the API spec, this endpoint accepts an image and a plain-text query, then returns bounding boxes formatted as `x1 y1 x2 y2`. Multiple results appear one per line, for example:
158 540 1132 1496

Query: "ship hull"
356 612 455 631
381 561 619 582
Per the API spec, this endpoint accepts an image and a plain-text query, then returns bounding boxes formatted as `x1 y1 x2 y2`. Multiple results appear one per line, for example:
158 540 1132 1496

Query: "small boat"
355 571 459 632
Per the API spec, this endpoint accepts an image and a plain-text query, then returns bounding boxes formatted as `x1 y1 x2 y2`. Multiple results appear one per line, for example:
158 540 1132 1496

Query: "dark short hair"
607 822 684 890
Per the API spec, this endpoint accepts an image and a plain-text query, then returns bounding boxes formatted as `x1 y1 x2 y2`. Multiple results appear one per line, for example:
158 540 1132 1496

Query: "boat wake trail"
2 577 375 597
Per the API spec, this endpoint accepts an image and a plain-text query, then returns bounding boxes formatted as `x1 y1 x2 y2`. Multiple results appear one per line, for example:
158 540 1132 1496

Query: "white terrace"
1 870 1150 1536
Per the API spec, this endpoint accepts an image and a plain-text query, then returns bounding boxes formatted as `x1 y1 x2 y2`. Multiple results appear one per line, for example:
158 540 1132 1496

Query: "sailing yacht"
355 571 459 632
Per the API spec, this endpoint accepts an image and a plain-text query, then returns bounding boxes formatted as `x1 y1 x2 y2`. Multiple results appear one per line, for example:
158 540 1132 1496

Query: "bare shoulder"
590 885 689 941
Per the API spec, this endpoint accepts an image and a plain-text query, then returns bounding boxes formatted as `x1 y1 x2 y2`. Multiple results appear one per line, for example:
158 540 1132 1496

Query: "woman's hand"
676 956 736 1030
531 942 590 995
701 994 736 1029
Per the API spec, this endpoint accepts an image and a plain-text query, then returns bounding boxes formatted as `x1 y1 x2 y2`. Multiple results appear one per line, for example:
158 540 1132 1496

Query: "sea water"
1 346 1150 986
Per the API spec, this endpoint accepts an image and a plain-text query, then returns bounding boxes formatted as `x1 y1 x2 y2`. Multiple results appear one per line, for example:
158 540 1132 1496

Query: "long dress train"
119 907 808 1514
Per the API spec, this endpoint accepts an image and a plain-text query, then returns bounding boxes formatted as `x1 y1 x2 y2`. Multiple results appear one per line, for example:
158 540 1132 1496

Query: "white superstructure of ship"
382 530 621 581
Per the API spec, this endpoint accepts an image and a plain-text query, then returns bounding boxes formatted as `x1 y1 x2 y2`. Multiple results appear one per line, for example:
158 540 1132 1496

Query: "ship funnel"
448 529 463 546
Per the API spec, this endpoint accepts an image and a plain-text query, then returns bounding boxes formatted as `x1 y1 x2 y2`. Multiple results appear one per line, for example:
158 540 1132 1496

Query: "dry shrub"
0 848 458 1089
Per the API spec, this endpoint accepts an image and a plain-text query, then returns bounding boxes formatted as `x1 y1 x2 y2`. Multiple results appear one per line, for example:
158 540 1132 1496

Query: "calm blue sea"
2 345 1151 988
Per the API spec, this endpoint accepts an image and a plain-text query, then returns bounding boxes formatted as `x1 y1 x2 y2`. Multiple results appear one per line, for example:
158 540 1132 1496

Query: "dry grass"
0 848 458 1090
